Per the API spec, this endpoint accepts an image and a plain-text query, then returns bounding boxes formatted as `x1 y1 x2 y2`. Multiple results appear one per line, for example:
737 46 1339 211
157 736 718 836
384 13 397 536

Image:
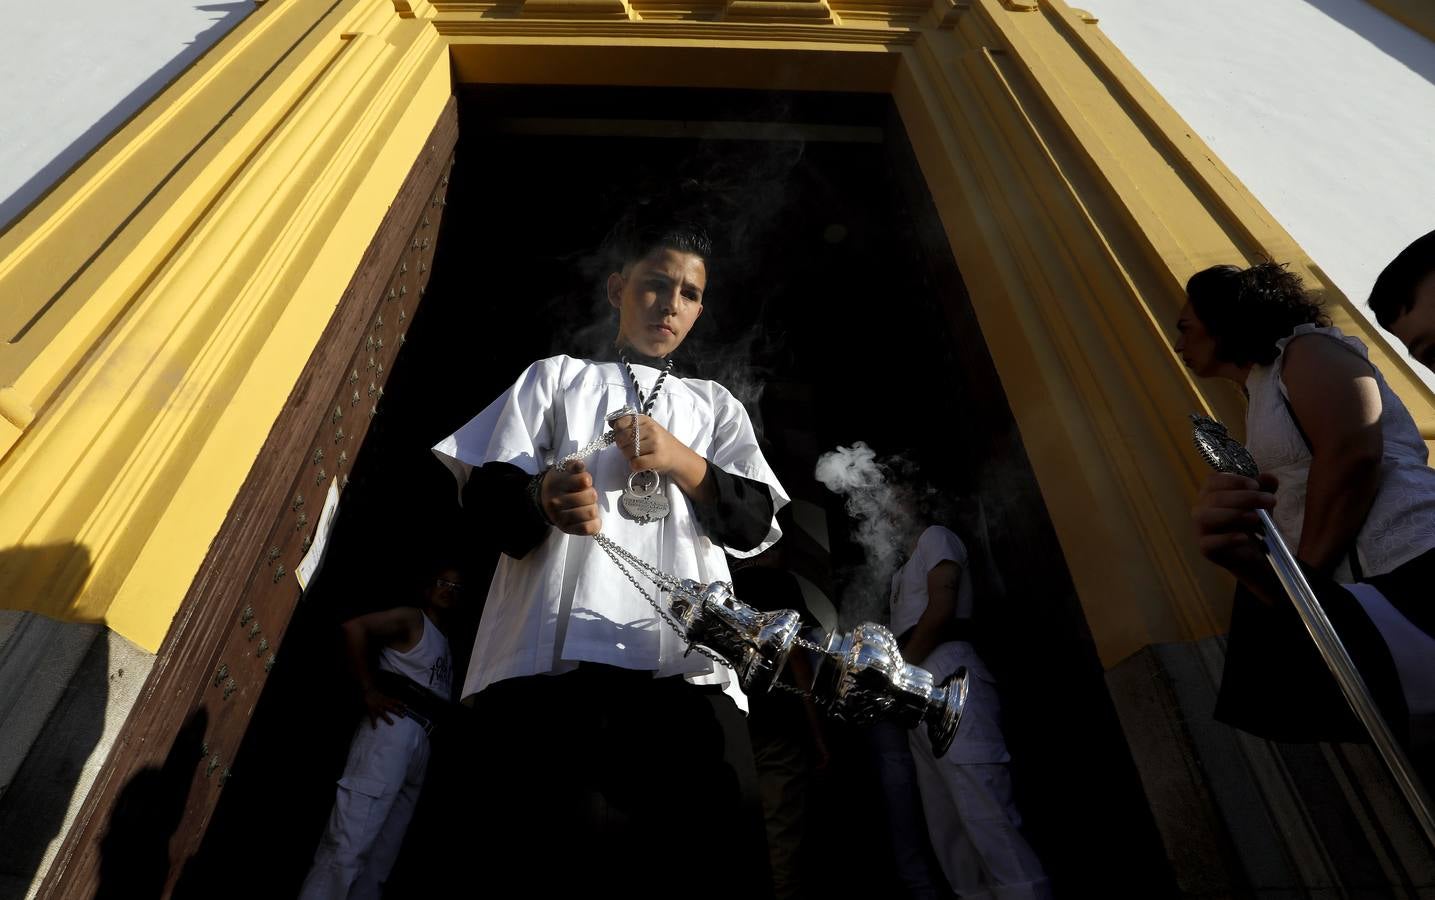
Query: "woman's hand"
1193 473 1277 574
1192 472 1284 602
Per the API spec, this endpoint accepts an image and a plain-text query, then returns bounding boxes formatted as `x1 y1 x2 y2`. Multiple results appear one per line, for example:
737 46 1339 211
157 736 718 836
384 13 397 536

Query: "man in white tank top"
298 568 462 900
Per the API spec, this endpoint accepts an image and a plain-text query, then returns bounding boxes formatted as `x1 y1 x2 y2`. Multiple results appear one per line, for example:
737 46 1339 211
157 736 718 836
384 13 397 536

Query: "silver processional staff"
1190 414 1434 848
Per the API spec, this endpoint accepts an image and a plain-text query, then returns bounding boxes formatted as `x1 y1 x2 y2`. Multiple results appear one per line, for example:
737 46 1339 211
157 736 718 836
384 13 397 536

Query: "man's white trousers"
299 715 430 900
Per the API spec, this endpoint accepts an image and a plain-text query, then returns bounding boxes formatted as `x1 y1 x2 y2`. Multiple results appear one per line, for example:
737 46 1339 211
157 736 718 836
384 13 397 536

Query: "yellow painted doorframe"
2 0 1430 666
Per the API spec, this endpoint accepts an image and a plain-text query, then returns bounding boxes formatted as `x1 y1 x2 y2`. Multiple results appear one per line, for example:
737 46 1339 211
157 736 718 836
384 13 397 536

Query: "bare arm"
341 607 423 727
1281 335 1383 575
901 560 962 666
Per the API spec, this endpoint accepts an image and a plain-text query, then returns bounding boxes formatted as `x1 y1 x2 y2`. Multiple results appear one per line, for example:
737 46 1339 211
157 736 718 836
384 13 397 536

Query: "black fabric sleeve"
691 462 774 553
461 461 550 559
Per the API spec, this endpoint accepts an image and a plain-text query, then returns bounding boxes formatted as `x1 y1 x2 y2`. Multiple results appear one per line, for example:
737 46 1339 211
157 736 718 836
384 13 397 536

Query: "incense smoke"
814 442 919 626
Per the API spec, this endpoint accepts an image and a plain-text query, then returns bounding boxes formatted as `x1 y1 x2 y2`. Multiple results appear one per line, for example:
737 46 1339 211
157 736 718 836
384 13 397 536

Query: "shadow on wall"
0 1 252 230
0 543 98 900
91 709 209 900
1304 0 1435 88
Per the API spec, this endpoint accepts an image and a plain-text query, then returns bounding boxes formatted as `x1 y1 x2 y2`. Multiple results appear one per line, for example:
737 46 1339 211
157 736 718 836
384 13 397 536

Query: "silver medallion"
621 468 670 523
605 405 639 429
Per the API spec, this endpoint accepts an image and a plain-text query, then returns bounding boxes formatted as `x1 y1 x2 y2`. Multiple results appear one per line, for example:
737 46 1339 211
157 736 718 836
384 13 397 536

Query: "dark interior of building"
178 86 1174 897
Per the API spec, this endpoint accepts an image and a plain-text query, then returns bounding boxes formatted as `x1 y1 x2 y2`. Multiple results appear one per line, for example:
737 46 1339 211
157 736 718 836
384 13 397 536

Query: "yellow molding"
3 0 1429 668
628 0 727 22
0 387 34 430
432 18 917 42
725 0 836 25
521 0 637 19
895 38 1229 659
1366 0 1435 44
0 0 452 648
830 0 929 26
446 41 903 93
0 0 350 461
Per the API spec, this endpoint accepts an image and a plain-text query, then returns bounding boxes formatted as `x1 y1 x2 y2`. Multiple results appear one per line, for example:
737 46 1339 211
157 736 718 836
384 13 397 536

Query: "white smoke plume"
814 442 918 626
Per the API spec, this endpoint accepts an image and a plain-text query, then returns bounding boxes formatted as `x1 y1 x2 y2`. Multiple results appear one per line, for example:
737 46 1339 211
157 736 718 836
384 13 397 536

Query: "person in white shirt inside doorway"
299 566 463 900
883 495 1051 900
432 193 789 898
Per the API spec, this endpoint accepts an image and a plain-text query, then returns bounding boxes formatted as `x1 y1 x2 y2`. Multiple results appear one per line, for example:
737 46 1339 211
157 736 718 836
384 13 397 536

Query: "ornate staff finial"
1190 414 1258 478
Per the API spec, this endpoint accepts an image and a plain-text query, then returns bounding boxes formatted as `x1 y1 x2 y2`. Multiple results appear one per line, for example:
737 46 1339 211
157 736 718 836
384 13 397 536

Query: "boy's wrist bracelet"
527 468 553 524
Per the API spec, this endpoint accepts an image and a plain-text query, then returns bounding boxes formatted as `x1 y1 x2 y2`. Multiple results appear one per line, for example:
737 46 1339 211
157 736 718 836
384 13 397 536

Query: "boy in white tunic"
433 207 788 896
299 567 461 900
891 524 1050 900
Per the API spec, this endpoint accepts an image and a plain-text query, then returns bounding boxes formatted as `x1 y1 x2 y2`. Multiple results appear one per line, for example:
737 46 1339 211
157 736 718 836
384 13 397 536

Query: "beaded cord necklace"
616 350 675 523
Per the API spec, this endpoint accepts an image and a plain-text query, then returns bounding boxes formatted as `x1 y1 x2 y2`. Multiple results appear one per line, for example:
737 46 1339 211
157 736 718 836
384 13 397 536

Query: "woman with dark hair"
1176 262 1435 747
1177 262 1435 585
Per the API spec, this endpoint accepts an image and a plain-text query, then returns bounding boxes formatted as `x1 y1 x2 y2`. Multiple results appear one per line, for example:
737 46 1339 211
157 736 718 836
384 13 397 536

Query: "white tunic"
1245 324 1435 579
433 355 789 702
890 525 975 638
889 525 1004 763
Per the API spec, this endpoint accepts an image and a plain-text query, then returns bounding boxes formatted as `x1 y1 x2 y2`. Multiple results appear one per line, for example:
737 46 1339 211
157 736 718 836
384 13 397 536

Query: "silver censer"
663 578 967 757
670 579 804 696
812 624 967 758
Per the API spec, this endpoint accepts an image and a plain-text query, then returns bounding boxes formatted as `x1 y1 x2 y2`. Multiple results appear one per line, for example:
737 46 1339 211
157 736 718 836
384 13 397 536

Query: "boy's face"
607 247 706 358
1387 271 1435 371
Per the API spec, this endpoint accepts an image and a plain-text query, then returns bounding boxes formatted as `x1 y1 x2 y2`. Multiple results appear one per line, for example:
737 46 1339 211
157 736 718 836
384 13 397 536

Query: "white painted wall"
0 0 252 229
1081 0 1435 364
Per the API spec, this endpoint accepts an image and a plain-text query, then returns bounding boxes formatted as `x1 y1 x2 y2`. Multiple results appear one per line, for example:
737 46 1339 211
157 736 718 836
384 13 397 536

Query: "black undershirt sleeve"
463 459 774 559
462 461 550 559
692 462 775 553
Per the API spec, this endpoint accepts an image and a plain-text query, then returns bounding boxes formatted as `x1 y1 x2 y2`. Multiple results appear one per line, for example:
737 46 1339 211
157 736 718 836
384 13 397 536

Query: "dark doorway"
181 86 1173 898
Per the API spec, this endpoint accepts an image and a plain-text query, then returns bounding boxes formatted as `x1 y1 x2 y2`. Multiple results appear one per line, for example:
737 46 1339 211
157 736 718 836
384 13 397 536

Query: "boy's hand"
363 687 406 728
541 459 602 536
610 414 698 477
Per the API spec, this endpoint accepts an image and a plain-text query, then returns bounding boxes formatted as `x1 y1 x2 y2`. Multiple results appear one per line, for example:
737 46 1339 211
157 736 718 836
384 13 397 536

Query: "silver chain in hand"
593 534 822 698
593 534 734 672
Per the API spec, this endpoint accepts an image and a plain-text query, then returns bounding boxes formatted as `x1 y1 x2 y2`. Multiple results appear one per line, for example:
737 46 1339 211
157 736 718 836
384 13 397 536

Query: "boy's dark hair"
1369 230 1435 330
606 181 714 272
1186 262 1329 366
